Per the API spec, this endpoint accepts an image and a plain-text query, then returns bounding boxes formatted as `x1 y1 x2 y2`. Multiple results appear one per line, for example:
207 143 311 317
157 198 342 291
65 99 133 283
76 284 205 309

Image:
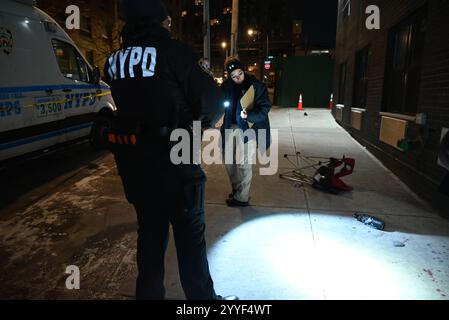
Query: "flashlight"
224 101 231 108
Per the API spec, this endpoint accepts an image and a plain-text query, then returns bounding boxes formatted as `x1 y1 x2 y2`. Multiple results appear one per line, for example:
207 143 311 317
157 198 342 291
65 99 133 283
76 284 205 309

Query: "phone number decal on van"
35 96 63 118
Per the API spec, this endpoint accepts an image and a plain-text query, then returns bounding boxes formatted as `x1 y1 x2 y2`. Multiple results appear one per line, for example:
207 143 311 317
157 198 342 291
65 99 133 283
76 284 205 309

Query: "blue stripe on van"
0 84 110 94
0 123 93 151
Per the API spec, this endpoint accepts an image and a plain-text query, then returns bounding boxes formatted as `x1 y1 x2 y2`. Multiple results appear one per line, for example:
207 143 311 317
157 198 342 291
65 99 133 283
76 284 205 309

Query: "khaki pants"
223 127 257 203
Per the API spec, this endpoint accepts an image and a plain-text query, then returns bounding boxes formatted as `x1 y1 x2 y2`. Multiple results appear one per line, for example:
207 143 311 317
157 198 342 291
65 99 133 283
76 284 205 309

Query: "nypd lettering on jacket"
107 47 157 80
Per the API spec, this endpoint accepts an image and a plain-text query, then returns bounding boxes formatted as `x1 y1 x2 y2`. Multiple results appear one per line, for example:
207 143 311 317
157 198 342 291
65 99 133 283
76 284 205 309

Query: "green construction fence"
274 55 334 108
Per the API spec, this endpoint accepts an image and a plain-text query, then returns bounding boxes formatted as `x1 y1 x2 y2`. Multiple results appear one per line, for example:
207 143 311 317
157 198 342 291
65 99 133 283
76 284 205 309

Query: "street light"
247 29 255 57
221 41 229 58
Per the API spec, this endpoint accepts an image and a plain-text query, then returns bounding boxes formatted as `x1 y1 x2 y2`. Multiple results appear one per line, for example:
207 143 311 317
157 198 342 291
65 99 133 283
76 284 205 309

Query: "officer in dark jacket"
104 0 236 300
221 58 271 207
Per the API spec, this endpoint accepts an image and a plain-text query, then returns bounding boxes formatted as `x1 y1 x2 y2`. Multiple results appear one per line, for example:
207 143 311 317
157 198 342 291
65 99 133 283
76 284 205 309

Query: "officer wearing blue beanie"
105 0 238 300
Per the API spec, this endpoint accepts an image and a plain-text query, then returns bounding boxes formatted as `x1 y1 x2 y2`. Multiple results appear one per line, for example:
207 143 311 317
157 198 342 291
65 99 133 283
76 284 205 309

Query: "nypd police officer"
104 0 237 300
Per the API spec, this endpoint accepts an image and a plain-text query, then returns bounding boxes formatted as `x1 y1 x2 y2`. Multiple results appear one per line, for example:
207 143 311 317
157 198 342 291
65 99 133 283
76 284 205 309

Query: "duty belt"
108 133 138 146
108 126 171 146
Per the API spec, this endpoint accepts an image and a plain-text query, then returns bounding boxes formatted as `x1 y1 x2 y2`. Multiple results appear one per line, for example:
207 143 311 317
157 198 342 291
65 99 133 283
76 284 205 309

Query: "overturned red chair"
312 157 356 193
280 153 356 194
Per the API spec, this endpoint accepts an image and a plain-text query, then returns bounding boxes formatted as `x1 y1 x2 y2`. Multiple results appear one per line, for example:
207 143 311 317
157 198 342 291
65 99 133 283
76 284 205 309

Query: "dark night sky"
291 0 338 48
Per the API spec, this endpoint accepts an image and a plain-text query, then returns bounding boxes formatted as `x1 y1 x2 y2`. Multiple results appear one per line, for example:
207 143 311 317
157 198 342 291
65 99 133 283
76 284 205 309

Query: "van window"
52 39 90 83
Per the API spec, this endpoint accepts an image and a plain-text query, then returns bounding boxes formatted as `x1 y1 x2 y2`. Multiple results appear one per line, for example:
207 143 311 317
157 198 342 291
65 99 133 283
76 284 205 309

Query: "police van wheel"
90 114 113 150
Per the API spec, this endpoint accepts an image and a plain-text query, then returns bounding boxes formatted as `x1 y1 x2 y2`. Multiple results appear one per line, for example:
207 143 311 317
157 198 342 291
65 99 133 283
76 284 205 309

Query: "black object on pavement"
354 213 386 231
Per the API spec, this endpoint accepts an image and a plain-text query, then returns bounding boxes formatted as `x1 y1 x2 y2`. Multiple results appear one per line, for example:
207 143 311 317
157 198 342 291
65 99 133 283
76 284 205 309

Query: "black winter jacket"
103 24 225 203
104 25 224 135
221 74 271 151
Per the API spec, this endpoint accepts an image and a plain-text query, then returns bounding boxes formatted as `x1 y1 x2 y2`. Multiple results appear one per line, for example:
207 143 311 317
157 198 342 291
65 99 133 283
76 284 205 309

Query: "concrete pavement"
0 108 448 300
124 108 449 300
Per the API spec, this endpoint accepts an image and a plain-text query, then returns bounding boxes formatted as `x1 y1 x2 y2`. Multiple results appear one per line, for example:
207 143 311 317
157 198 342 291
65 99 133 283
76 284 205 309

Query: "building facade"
175 0 293 77
37 0 124 76
36 0 189 77
333 0 449 213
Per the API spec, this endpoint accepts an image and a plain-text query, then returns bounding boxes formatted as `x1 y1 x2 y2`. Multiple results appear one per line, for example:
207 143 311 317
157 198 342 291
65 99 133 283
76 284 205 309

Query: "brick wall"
333 0 449 214
37 0 185 74
37 0 124 76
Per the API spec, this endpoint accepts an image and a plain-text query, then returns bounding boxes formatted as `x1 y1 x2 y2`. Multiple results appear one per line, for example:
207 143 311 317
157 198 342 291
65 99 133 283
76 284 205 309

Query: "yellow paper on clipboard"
240 85 255 112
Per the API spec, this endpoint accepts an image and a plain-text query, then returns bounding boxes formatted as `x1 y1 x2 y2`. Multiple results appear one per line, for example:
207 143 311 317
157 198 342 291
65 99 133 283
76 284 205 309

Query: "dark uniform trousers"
114 141 216 300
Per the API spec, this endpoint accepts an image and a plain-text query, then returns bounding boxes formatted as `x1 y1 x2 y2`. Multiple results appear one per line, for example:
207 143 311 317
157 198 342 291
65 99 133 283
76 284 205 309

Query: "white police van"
0 0 116 163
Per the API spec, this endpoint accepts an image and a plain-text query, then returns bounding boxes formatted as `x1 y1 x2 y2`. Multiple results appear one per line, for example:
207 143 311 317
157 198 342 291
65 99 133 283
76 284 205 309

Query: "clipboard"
240 85 255 128
240 85 255 112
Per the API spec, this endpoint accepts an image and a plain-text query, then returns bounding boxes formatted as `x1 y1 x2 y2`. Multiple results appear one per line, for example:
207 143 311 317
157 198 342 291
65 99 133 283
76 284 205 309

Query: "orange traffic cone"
328 93 334 110
297 94 304 111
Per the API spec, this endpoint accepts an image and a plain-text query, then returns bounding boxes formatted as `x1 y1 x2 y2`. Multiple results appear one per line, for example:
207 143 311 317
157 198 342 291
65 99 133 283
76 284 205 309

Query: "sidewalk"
1 107 448 300
121 108 449 300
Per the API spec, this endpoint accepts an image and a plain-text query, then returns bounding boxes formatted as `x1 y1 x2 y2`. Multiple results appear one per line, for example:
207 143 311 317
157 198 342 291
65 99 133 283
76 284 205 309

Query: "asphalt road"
1 142 106 210
0 143 137 299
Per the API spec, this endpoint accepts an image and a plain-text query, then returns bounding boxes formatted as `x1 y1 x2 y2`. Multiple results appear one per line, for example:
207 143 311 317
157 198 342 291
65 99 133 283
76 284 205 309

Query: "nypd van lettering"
108 47 157 80
0 101 21 118
64 93 97 109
